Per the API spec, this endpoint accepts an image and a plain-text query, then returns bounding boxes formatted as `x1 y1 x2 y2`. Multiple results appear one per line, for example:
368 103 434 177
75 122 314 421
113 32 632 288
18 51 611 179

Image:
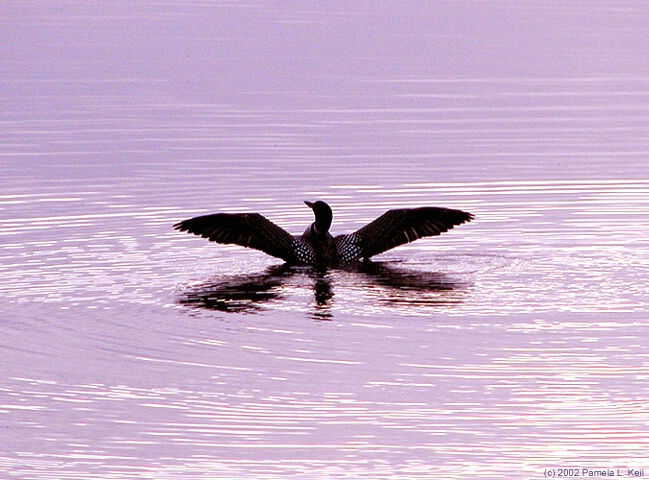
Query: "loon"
174 201 473 267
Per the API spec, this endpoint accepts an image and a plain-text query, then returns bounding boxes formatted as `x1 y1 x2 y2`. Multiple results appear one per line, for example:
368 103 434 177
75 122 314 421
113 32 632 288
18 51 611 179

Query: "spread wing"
339 207 473 260
173 213 295 262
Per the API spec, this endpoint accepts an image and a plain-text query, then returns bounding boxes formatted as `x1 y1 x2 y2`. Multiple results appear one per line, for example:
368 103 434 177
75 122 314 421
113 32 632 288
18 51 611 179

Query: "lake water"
1 2 648 479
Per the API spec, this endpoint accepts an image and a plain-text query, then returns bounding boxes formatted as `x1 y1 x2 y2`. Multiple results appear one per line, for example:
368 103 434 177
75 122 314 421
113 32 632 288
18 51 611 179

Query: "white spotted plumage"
291 237 317 264
334 233 363 264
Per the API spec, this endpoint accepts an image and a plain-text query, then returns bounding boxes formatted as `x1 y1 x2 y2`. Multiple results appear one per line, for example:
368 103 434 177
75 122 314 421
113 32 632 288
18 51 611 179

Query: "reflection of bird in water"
177 262 470 316
174 201 472 268
177 264 292 313
353 261 470 309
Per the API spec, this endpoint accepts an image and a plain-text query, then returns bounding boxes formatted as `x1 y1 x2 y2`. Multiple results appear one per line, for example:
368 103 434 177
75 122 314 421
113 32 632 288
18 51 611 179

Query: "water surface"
1 2 648 479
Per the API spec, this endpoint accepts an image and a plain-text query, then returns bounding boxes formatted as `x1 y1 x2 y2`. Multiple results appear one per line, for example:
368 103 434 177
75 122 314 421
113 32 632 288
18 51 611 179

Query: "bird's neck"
311 221 330 237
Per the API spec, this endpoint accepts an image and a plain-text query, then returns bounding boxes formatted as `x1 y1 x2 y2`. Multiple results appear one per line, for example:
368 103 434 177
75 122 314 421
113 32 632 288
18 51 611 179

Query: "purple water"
1 2 647 478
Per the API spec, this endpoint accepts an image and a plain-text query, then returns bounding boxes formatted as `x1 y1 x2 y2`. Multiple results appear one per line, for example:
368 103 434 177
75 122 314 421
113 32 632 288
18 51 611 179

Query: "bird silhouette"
174 200 473 267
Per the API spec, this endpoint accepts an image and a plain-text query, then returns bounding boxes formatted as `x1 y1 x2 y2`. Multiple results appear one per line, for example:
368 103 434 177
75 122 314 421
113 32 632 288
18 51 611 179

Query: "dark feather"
173 213 295 262
338 207 473 260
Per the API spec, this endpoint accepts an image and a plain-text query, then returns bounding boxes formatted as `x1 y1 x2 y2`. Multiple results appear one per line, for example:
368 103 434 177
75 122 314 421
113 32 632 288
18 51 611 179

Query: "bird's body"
174 201 473 267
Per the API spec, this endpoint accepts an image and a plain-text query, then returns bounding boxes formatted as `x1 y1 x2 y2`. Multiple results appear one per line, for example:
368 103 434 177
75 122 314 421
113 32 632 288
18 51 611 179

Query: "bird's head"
304 200 333 235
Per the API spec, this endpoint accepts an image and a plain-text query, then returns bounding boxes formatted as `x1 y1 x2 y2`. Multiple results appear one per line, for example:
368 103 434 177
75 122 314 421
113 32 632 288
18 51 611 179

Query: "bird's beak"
304 201 314 209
